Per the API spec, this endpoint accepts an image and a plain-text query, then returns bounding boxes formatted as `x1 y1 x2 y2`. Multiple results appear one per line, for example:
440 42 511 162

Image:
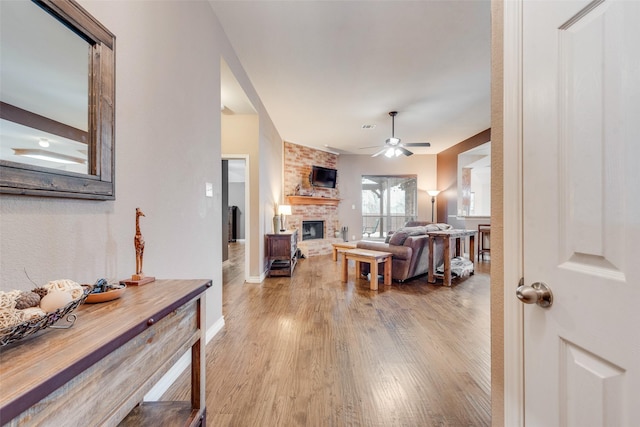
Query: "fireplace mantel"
287 196 340 206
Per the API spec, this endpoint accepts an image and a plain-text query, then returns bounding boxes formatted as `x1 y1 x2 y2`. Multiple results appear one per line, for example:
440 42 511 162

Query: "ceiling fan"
365 111 431 157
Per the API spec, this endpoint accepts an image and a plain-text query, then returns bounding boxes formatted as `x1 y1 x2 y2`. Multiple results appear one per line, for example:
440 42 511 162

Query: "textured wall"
283 142 338 198
283 142 340 256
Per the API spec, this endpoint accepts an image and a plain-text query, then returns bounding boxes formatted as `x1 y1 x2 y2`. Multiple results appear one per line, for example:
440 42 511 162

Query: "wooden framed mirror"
0 0 115 200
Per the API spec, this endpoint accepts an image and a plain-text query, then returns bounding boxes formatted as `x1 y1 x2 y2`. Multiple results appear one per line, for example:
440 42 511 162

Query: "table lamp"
278 204 292 232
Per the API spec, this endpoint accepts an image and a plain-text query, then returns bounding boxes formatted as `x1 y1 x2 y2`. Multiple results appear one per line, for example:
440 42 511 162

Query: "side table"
427 229 477 286
266 230 298 277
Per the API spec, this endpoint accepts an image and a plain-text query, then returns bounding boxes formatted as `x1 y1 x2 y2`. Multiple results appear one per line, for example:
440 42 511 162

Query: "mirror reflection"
0 0 89 174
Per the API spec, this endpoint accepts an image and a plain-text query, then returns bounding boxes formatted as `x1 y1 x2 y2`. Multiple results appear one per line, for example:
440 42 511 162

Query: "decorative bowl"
85 284 126 304
0 284 93 346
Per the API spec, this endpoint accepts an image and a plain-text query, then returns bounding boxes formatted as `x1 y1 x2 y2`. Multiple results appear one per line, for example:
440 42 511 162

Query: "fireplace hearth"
302 221 324 241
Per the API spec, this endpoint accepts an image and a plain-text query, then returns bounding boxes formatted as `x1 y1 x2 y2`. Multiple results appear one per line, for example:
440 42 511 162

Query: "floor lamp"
427 190 441 222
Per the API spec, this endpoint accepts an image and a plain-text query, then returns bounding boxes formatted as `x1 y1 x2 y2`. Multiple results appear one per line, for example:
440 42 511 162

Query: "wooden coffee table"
341 248 392 291
331 241 358 261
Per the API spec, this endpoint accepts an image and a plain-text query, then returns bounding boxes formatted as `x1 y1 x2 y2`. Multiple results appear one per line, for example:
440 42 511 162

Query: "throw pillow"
388 231 409 246
384 230 395 243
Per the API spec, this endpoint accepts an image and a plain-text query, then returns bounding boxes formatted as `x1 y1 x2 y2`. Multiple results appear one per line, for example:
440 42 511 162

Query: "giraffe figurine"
133 208 146 280
123 208 154 286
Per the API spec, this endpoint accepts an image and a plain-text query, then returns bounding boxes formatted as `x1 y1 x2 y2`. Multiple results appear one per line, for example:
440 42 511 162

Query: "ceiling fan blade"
359 145 384 150
403 142 431 147
371 147 388 157
398 146 413 156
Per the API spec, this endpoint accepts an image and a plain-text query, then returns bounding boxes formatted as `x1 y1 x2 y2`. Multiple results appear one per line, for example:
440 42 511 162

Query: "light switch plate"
205 182 213 197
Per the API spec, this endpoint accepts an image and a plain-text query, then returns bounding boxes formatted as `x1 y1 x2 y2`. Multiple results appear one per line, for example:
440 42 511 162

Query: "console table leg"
443 237 452 286
469 235 476 272
428 237 436 283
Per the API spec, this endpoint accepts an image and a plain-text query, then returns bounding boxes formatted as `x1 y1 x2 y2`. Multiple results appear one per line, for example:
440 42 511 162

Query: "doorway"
220 57 257 282
222 158 247 260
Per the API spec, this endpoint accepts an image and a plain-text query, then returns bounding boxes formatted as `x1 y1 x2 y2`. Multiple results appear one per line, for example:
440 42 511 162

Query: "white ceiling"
211 0 491 156
221 59 256 115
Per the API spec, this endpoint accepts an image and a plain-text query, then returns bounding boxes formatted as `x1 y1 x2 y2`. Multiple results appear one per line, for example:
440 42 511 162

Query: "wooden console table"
427 229 477 286
0 279 211 426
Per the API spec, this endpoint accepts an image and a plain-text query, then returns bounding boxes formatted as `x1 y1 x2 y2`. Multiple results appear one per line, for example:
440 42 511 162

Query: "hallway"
164 242 491 426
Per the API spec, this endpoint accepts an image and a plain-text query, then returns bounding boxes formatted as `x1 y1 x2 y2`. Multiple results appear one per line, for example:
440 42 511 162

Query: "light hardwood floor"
163 242 491 426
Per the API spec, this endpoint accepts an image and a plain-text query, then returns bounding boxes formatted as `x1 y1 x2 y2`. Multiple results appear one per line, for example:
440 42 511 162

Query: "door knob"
516 281 553 308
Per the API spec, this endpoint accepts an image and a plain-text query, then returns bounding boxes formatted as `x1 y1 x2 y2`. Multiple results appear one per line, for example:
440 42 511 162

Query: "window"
361 175 417 239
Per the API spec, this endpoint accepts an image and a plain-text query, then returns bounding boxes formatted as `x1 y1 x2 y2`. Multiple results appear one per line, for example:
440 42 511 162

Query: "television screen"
310 166 337 188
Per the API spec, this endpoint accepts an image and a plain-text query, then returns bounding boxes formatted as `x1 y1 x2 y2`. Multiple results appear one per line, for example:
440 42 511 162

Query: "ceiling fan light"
395 149 402 157
13 148 86 165
386 137 400 146
385 147 395 158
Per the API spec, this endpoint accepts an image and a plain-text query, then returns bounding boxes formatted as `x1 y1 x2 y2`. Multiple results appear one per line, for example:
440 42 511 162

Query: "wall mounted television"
310 165 337 188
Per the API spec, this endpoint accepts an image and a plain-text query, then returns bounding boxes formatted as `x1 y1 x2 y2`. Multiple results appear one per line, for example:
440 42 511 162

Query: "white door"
522 0 640 425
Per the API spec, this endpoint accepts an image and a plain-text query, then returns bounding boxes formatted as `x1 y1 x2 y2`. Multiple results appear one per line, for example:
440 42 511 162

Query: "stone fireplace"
286 198 342 257
284 141 343 257
302 220 324 241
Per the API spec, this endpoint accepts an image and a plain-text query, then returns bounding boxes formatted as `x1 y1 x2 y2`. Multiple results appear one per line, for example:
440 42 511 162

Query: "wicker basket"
0 285 92 346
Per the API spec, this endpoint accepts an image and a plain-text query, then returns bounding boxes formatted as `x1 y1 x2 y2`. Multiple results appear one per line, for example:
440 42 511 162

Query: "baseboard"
245 272 266 283
143 316 225 401
206 316 225 344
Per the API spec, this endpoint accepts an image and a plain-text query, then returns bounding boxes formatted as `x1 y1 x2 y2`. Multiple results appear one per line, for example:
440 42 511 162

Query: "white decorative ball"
40 291 73 313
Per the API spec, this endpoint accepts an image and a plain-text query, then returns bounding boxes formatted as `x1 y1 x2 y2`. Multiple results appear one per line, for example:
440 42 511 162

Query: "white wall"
470 166 491 216
222 114 261 277
0 1 282 331
337 154 438 239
